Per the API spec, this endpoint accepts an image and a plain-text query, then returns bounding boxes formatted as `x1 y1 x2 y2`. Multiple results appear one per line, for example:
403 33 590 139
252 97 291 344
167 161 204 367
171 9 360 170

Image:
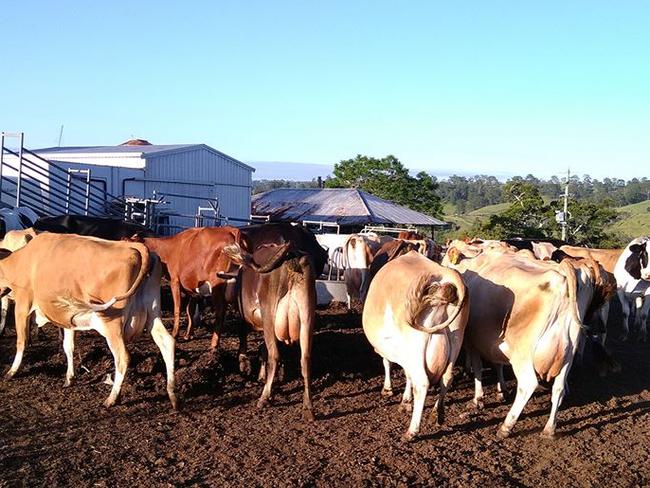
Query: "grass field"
613 200 650 237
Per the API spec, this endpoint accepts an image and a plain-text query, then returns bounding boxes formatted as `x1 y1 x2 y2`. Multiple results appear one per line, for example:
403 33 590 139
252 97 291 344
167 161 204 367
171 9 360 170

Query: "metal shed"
0 134 254 233
252 188 448 234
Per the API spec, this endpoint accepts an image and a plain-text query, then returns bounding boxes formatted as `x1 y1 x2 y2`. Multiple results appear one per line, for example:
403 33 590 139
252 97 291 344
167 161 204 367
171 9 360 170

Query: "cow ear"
630 244 644 254
0 248 12 260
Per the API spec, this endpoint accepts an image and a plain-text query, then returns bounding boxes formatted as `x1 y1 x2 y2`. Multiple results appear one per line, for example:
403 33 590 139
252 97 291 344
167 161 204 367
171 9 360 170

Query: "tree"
475 181 551 239
326 154 443 217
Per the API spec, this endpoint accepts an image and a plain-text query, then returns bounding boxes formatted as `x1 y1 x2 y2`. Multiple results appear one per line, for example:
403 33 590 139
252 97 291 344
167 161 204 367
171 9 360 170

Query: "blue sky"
1 1 648 180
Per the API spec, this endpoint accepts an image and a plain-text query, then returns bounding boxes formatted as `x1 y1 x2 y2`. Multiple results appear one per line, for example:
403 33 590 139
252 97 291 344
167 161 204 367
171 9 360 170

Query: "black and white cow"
614 237 650 341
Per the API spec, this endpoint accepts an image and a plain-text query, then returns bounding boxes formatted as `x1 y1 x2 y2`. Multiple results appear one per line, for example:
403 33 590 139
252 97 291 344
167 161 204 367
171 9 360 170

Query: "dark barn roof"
252 188 447 227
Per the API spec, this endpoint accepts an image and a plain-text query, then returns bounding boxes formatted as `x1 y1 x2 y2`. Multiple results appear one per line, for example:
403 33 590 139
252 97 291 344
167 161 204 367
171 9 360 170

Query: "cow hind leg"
184 297 198 341
469 349 485 410
498 362 538 438
402 367 429 442
432 362 454 426
63 329 75 387
541 361 571 438
150 317 178 410
617 291 630 340
0 295 9 336
258 326 279 409
298 297 315 421
6 302 30 379
170 280 182 339
101 321 130 408
210 289 226 351
381 358 393 397
238 323 251 376
496 364 509 402
399 374 413 412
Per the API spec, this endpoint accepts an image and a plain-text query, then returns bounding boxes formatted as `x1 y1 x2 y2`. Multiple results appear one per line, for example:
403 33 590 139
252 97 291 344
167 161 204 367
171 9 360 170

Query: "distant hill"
613 200 650 238
443 198 650 239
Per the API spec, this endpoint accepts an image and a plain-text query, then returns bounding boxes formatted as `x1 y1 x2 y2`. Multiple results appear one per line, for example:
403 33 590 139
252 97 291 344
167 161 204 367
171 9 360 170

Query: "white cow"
614 237 650 341
315 233 349 279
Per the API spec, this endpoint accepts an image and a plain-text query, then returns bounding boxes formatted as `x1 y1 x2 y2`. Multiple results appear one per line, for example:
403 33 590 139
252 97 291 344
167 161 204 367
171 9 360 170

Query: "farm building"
0 135 254 233
252 188 448 234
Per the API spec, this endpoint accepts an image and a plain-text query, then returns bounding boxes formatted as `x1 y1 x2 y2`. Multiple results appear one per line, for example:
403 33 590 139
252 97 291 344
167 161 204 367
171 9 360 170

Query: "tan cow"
0 233 176 408
444 241 591 438
363 252 468 441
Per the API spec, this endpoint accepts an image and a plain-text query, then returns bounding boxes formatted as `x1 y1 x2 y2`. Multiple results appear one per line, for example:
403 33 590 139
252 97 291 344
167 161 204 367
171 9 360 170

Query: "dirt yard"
1 302 649 487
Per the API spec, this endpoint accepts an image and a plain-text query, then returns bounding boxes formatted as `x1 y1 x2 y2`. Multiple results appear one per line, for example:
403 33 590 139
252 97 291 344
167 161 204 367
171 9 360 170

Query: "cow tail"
405 271 467 334
223 241 291 273
558 259 583 327
111 243 151 302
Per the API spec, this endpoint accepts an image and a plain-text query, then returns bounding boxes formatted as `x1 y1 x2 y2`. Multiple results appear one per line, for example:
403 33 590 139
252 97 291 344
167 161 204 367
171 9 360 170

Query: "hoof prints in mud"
0 307 649 487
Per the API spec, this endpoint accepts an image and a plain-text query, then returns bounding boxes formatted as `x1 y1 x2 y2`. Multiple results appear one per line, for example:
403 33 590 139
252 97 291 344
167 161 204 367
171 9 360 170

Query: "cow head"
0 248 13 297
625 239 650 280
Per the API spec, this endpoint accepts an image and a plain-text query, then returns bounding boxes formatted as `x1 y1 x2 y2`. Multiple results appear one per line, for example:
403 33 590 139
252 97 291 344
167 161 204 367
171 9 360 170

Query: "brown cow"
0 233 176 408
363 239 421 297
223 223 327 420
133 226 240 347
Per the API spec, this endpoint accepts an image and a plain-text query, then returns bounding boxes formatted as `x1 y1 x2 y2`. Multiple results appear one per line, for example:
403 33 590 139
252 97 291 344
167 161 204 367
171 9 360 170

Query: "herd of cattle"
0 214 648 442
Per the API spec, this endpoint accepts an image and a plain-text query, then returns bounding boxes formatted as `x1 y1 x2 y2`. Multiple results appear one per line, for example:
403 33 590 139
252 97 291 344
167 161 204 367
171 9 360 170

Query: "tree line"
253 154 649 247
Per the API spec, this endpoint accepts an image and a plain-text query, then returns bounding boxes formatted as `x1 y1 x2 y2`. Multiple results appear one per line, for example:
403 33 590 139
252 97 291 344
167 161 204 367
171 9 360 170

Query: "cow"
0 228 38 335
222 223 327 420
0 233 176 408
613 237 650 341
131 226 241 346
343 233 394 307
362 251 468 441
34 214 155 240
314 233 349 279
444 240 592 438
554 245 623 333
364 239 421 296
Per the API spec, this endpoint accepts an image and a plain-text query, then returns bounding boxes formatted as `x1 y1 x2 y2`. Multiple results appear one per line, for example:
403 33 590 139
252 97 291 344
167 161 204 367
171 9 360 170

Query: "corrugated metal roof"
252 188 447 226
35 144 198 155
35 144 256 172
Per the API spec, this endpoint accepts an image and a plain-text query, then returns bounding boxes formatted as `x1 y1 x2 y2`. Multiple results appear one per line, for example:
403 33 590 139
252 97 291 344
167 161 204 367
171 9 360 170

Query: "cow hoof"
4 370 15 380
103 398 116 408
238 355 252 376
169 394 179 411
398 402 413 413
610 360 622 374
401 431 417 443
381 388 394 397
540 429 556 439
496 426 511 439
303 409 315 422
472 399 484 410
63 377 75 388
257 398 270 410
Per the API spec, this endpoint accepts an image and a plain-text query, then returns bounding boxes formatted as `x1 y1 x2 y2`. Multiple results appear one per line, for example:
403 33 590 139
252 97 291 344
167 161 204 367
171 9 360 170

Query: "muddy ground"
0 301 649 487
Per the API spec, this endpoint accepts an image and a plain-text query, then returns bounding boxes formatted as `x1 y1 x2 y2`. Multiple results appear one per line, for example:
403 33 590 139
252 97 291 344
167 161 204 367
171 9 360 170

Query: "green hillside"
613 200 650 237
442 198 650 239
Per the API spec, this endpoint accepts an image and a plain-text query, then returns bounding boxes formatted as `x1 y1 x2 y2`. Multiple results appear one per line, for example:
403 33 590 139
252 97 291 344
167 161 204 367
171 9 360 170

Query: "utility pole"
58 125 64 147
561 168 570 241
